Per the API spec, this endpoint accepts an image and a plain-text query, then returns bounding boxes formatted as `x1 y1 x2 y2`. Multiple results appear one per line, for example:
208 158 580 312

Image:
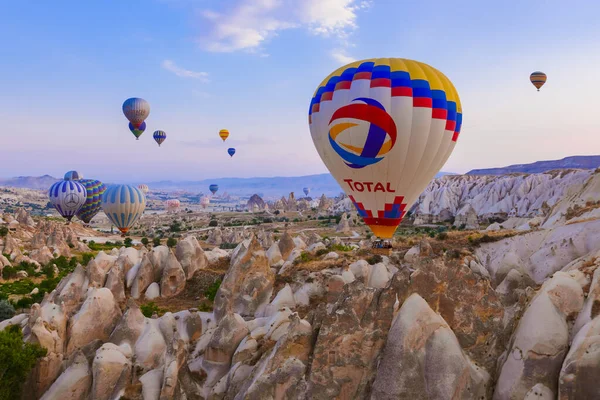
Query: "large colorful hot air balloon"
219 129 229 142
303 187 310 196
122 98 150 129
48 180 87 223
129 121 146 140
101 184 146 235
209 184 219 195
227 148 236 157
309 58 462 239
153 130 167 147
137 184 149 194
530 71 547 91
200 196 210 209
64 171 83 181
76 179 107 224
165 199 180 211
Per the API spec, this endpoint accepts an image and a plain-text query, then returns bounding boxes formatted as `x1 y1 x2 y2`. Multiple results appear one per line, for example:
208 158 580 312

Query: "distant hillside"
467 155 600 176
0 172 453 198
146 172 454 198
0 174 59 190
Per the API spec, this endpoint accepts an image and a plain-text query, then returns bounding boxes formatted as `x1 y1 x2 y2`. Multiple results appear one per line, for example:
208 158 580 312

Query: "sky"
1 0 599 182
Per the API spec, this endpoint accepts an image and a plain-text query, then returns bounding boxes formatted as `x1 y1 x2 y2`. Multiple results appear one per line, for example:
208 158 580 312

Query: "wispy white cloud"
197 0 370 53
330 48 356 64
161 60 210 82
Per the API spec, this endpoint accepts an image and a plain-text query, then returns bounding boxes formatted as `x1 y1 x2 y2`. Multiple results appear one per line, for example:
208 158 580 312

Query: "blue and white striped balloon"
122 98 150 128
153 130 167 147
64 170 83 181
48 180 87 222
101 184 146 235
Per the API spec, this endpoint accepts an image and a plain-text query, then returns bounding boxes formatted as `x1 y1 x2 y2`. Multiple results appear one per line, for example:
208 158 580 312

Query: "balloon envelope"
76 179 107 224
165 199 180 210
200 196 210 208
308 58 462 238
303 187 310 196
219 129 229 142
530 71 547 91
48 180 87 222
137 184 149 194
209 184 219 195
153 130 167 147
122 98 150 128
64 171 83 181
227 148 236 157
101 184 146 234
129 121 146 139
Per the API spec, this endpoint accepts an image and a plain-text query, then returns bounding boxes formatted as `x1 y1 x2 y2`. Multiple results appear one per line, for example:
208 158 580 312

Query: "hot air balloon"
219 129 229 142
227 148 236 157
122 98 150 129
530 71 547 91
153 130 167 147
48 180 87 223
303 187 310 197
129 121 146 140
101 184 146 236
308 58 462 239
165 199 180 212
137 184 149 194
209 184 219 195
200 196 210 209
76 179 107 224
64 170 83 181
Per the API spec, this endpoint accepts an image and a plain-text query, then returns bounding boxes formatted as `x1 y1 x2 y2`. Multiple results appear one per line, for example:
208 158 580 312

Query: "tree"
0 325 47 400
141 237 149 246
124 238 133 248
0 226 7 237
166 237 177 248
208 220 218 227
0 300 15 321
153 237 161 247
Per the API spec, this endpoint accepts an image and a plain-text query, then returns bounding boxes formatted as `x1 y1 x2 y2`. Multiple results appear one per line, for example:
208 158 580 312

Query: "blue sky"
1 0 599 182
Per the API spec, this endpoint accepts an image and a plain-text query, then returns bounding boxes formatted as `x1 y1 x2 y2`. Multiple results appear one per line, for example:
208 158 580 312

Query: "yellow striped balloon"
530 71 547 91
219 129 229 141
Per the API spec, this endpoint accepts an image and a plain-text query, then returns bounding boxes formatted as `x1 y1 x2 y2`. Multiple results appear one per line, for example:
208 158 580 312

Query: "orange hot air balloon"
530 71 547 91
219 129 230 142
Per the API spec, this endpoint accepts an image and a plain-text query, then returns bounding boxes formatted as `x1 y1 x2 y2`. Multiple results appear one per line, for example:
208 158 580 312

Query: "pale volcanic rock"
371 293 489 399
66 288 122 356
91 343 132 400
247 194 267 212
145 282 160 300
278 231 296 260
494 272 584 399
25 300 67 354
453 203 479 229
108 299 146 348
160 252 186 298
266 242 283 267
214 236 274 322
40 351 92 400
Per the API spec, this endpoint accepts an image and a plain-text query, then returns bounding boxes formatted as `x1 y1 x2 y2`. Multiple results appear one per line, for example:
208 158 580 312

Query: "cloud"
161 60 210 82
198 0 370 53
330 48 356 64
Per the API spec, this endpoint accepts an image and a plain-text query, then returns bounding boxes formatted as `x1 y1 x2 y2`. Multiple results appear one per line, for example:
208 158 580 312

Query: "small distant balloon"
227 148 236 157
129 121 146 140
200 196 210 209
48 180 87 223
303 187 310 196
165 199 180 211
219 129 229 142
64 171 83 181
209 184 219 195
530 71 547 91
101 184 146 235
153 130 167 147
122 98 150 128
137 184 149 194
76 179 107 224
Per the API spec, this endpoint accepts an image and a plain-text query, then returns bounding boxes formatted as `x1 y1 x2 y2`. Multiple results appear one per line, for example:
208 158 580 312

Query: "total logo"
328 98 397 169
